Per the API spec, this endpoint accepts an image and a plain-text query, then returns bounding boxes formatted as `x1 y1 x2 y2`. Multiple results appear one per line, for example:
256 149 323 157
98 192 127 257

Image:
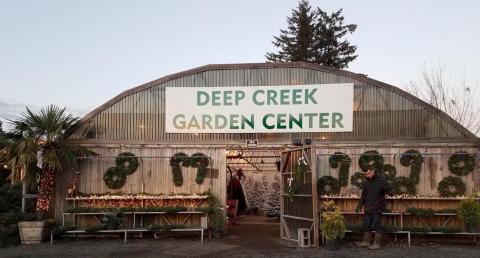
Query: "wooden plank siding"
315 145 478 196
54 146 226 221
66 65 477 144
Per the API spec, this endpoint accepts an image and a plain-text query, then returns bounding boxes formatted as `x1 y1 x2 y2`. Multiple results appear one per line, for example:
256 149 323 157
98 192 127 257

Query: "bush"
0 183 27 247
406 207 435 218
320 201 346 240
458 198 480 224
85 225 104 233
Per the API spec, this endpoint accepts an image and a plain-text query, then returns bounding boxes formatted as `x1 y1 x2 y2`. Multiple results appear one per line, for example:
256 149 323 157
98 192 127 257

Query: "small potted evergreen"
320 201 346 251
100 212 123 230
458 198 480 233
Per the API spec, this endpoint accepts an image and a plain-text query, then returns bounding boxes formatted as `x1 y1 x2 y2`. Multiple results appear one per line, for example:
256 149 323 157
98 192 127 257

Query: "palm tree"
2 105 95 216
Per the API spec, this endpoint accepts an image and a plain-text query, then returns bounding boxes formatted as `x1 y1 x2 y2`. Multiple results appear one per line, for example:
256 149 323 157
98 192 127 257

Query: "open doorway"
225 147 283 243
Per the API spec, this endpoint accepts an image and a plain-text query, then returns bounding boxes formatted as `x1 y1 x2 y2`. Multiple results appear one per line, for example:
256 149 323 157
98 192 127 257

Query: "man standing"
355 168 393 250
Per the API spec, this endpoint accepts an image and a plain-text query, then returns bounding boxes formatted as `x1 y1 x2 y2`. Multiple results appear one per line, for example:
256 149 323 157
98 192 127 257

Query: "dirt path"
1 216 479 257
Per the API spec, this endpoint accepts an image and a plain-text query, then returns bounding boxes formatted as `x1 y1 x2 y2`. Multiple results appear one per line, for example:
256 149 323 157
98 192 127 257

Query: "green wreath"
190 153 210 185
115 152 139 175
317 176 340 195
448 152 475 176
350 172 366 189
329 152 351 187
358 150 384 172
400 149 424 184
382 164 397 180
438 176 466 197
392 176 416 195
169 152 189 186
169 152 210 186
287 180 299 200
103 167 127 189
293 157 309 184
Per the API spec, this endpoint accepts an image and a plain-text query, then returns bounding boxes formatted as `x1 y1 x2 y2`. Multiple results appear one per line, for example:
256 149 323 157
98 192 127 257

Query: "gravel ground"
1 216 479 258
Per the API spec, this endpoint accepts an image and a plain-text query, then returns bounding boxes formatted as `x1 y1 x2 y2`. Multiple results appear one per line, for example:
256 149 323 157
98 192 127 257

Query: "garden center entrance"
225 146 317 245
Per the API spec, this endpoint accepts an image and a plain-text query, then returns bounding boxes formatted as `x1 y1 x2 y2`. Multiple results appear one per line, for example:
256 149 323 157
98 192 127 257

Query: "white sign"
246 140 258 148
165 84 353 133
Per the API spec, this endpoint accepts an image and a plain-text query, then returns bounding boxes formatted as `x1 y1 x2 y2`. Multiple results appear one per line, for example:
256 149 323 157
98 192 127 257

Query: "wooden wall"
54 145 226 221
315 144 478 196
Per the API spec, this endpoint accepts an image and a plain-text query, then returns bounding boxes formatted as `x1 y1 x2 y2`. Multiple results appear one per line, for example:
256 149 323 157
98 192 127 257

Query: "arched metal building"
58 62 478 245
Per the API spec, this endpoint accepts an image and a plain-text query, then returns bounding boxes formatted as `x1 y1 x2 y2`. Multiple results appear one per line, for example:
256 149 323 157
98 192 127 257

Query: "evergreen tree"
266 0 358 69
243 176 266 213
266 0 317 63
264 175 281 217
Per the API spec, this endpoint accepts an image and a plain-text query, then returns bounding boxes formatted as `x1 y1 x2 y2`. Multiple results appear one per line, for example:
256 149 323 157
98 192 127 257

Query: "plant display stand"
298 228 311 247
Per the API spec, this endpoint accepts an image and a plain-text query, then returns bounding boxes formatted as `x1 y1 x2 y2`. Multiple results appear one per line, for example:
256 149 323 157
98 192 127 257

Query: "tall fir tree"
265 0 317 63
313 9 357 68
266 0 358 69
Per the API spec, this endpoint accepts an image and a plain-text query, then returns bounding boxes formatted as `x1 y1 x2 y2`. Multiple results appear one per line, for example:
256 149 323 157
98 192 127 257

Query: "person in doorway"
355 167 393 250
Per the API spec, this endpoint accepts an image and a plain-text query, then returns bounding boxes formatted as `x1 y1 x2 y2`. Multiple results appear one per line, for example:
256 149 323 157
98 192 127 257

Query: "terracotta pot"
18 221 47 245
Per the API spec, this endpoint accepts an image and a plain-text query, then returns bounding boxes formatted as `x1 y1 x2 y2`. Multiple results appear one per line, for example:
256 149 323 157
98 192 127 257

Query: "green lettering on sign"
262 114 275 129
332 113 344 128
197 91 209 106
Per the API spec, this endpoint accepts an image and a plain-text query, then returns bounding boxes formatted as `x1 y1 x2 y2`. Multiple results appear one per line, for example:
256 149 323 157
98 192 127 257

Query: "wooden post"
310 147 319 247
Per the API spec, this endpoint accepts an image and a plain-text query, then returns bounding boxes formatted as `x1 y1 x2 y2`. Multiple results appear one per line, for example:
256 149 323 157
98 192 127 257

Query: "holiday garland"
437 176 466 197
115 152 139 175
287 180 299 201
103 152 140 189
358 150 384 172
350 172 366 189
400 149 424 184
317 176 340 195
382 164 397 180
170 152 190 186
169 152 210 186
293 156 309 184
103 167 127 189
392 176 416 195
329 152 351 186
190 152 210 184
448 151 475 176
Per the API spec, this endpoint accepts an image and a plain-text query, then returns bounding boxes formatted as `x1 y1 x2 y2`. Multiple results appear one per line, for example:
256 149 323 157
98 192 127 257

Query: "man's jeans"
361 213 384 232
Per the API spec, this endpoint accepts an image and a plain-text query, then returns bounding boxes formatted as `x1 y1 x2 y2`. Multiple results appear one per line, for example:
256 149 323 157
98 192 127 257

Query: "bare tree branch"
406 63 480 135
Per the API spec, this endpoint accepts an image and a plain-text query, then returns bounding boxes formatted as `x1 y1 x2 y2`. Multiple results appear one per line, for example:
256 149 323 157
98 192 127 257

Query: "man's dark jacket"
356 174 393 213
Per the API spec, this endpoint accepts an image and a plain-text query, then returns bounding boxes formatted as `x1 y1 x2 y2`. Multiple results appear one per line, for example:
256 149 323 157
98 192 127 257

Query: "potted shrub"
3 105 96 244
100 212 123 230
18 213 51 245
320 201 346 251
206 192 225 238
458 198 480 233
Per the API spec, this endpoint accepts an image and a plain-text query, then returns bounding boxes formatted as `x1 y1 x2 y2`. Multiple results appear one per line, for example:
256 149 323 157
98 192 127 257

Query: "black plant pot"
326 239 340 251
213 230 222 239
105 222 120 230
466 223 478 233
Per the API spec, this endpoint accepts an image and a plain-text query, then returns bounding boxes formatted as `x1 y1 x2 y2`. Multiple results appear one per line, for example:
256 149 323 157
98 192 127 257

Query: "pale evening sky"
1 0 479 123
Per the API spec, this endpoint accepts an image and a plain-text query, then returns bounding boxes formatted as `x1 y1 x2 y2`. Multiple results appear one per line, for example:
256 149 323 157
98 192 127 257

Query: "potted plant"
458 198 480 233
206 192 225 238
2 105 96 244
100 212 123 230
320 201 346 251
18 213 52 245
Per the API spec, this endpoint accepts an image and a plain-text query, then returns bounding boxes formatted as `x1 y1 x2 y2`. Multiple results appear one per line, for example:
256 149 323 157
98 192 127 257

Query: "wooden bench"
51 228 206 245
